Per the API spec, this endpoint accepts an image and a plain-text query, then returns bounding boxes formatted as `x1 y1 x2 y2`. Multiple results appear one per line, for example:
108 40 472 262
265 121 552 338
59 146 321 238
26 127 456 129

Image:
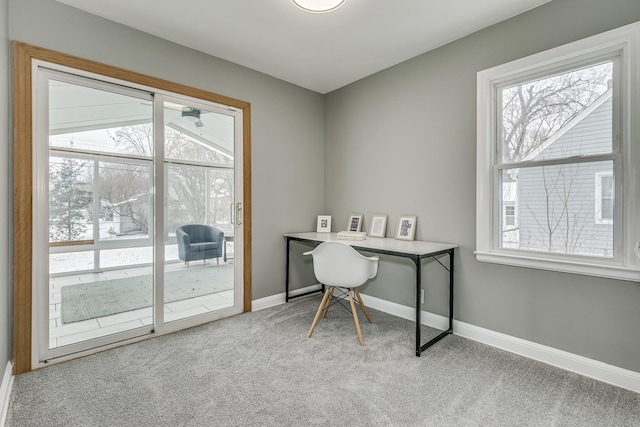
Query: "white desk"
284 232 457 356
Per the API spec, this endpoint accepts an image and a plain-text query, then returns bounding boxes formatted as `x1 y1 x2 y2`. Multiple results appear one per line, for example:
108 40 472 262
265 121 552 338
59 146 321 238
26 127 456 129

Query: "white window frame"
594 172 614 225
476 22 640 282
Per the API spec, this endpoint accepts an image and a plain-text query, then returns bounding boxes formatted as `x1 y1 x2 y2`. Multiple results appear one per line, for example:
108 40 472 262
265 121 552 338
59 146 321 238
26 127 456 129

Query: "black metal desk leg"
416 248 456 355
449 249 454 331
414 256 422 357
285 237 291 302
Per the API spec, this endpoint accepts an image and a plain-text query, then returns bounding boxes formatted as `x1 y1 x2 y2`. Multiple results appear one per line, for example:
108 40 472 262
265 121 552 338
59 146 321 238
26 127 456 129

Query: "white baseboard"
358 293 450 330
453 321 640 394
359 293 640 394
0 361 13 427
252 284 321 311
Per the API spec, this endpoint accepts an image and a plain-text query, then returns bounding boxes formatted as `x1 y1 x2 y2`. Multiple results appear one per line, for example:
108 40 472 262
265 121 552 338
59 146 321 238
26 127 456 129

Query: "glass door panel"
45 75 154 355
163 101 236 323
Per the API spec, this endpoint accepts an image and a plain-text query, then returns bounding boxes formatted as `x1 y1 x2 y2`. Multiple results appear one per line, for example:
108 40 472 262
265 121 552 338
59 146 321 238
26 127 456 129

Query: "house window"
504 205 516 227
595 172 614 224
476 23 640 281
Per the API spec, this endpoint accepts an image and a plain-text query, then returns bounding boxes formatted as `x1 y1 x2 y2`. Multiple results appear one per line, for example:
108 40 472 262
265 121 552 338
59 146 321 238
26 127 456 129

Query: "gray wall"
1 0 10 371
324 0 640 373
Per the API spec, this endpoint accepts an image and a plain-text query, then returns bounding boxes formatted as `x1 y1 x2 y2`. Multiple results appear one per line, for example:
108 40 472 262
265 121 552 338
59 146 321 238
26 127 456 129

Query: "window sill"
475 251 640 282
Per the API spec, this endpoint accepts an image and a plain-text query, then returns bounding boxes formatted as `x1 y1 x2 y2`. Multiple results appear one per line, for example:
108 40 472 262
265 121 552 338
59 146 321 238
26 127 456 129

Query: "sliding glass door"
34 66 244 363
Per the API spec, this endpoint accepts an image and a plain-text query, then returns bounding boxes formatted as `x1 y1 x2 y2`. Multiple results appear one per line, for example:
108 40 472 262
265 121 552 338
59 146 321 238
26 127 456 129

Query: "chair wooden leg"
354 289 372 324
308 290 332 339
216 257 219 265
322 288 335 318
348 289 364 346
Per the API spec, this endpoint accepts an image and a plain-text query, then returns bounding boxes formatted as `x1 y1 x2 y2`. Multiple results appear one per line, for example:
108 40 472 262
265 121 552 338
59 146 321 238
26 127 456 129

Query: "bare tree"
525 164 592 253
502 63 611 162
109 125 153 156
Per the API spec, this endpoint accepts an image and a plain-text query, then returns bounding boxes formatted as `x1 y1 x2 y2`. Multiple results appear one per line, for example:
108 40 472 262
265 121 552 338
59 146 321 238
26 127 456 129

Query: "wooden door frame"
12 41 252 374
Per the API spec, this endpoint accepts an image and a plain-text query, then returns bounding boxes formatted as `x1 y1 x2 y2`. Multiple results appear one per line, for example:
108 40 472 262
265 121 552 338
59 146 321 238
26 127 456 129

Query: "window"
476 23 640 281
504 205 516 227
595 172 614 224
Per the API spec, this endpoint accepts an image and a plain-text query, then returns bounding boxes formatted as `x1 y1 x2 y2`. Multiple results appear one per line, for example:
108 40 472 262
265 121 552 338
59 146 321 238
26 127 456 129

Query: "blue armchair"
176 224 224 267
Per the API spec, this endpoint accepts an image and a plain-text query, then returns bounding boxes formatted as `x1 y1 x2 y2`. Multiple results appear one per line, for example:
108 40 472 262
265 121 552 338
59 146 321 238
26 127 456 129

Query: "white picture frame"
368 214 388 238
395 215 417 241
346 213 364 232
316 215 332 233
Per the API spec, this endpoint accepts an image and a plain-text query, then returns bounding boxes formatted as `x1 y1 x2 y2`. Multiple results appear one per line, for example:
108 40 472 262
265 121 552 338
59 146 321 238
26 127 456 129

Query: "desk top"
284 232 457 257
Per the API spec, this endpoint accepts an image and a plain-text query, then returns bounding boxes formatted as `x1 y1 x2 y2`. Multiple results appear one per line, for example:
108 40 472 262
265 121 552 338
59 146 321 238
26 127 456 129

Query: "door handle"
236 202 243 226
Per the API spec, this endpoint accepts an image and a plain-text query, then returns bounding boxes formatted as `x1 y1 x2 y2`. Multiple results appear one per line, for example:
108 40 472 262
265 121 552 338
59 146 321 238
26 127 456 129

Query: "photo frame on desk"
316 215 332 233
395 215 417 241
347 213 364 232
369 214 388 238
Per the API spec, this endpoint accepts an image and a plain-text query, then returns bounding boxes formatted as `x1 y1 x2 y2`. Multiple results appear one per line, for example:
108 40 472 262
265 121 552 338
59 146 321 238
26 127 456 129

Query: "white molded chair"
304 241 379 346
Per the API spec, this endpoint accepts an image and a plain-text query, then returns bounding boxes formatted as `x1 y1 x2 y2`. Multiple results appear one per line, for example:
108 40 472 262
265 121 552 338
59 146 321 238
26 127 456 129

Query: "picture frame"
346 213 364 232
395 215 417 241
316 215 332 233
368 214 388 238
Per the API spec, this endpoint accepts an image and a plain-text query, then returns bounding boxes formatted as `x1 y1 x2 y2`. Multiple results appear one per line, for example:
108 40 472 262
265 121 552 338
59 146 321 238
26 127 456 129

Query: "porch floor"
49 260 235 348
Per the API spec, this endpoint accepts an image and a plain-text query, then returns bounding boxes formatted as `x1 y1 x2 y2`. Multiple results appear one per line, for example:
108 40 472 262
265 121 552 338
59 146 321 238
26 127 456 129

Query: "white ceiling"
55 0 551 94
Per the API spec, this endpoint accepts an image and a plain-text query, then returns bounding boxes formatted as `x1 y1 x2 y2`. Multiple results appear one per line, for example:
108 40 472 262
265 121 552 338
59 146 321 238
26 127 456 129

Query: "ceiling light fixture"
182 107 205 128
291 0 346 13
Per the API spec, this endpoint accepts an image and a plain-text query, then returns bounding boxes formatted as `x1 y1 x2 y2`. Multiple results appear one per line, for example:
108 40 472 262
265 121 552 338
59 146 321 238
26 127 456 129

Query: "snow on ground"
50 220 233 275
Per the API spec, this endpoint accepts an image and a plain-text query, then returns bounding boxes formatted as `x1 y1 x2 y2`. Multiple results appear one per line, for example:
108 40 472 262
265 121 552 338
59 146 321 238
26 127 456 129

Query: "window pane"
601 175 613 198
598 174 614 222
505 205 516 227
164 102 234 165
98 161 151 241
500 161 614 257
601 198 614 220
49 79 153 157
500 62 613 163
500 171 519 248
167 164 206 234
49 157 93 243
100 247 152 269
49 251 94 275
209 169 234 235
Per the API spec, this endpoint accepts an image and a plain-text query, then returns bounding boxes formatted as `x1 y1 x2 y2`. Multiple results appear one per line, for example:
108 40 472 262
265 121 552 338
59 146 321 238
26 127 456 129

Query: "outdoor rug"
61 264 234 323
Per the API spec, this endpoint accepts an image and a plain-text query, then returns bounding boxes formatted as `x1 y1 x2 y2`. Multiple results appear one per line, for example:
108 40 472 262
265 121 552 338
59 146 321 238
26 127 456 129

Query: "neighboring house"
510 89 614 257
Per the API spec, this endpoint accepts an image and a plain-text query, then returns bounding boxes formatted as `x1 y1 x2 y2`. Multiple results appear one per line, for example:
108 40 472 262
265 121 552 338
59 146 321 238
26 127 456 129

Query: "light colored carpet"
7 296 640 426
61 264 233 323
